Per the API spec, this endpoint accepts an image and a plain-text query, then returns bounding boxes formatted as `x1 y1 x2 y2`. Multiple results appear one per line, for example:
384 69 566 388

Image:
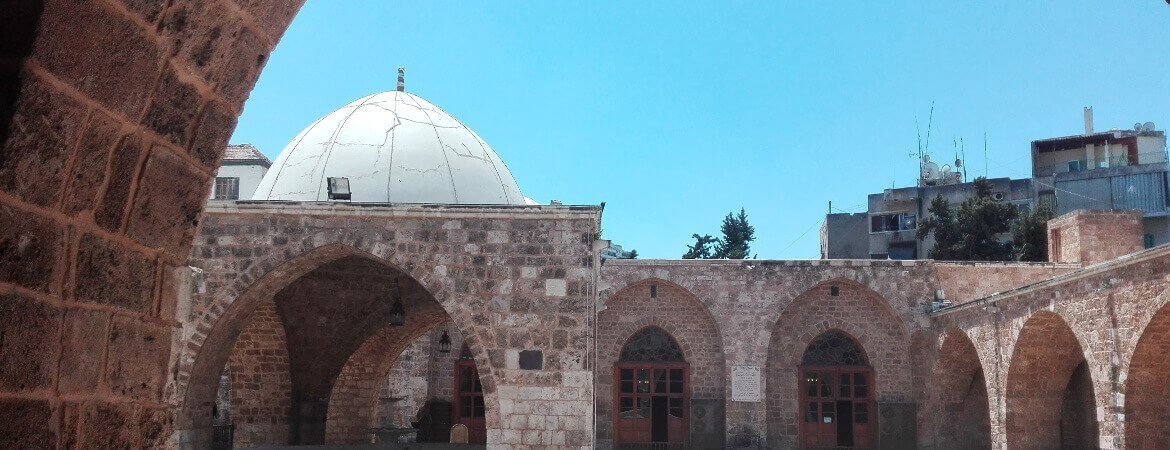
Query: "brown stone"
59 307 112 394
142 69 201 148
235 0 304 43
0 203 64 292
79 401 138 449
0 69 86 207
73 232 155 313
189 100 237 168
125 146 209 256
158 0 244 87
105 315 167 401
61 110 121 216
0 398 56 449
0 291 61 391
95 132 148 232
33 0 162 118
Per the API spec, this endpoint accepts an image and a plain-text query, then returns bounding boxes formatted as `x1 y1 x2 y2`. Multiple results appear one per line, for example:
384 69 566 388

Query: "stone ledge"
203 200 603 220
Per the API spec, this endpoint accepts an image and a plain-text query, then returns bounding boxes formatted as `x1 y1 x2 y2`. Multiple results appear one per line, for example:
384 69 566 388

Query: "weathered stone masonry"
175 201 602 448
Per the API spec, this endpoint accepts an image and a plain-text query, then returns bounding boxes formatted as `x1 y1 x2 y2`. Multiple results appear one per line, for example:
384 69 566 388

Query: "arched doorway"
1005 311 1098 448
799 330 874 449
614 327 689 448
453 343 486 444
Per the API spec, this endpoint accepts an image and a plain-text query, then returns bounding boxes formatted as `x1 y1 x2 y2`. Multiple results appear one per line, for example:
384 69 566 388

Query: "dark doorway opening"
651 396 668 442
836 400 854 446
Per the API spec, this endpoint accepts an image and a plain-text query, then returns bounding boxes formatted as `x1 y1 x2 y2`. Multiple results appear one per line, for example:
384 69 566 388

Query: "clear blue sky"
231 1 1170 259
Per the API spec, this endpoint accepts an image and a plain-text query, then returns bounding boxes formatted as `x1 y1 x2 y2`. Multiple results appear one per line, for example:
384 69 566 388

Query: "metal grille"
620 327 684 362
801 330 867 366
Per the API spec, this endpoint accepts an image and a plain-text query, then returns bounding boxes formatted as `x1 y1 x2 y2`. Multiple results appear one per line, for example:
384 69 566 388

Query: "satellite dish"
921 161 940 180
1144 122 1156 132
955 158 962 168
1136 123 1145 132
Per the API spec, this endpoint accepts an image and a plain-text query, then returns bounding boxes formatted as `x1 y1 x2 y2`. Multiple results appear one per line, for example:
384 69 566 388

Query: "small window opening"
830 286 840 297
213 177 239 200
650 284 658 299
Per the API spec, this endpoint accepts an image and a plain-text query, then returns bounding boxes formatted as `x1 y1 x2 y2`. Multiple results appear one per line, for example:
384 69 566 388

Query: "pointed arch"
926 328 991 449
1125 300 1170 447
597 277 726 448
620 326 687 363
177 240 496 446
1005 311 1098 448
766 278 908 449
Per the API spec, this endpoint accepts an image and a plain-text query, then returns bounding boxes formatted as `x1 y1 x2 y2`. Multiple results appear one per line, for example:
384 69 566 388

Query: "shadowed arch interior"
621 326 686 363
1005 311 1098 448
1125 301 1170 448
929 329 991 449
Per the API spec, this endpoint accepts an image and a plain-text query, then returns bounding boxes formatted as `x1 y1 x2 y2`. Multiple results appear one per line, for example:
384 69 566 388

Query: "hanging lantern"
387 286 406 326
438 330 452 354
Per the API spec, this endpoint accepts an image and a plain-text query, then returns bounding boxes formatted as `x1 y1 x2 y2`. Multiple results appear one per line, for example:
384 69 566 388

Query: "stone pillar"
1047 210 1144 265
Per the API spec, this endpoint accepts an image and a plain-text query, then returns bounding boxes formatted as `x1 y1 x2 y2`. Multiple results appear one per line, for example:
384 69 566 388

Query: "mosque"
158 70 1170 450
2 6 1166 450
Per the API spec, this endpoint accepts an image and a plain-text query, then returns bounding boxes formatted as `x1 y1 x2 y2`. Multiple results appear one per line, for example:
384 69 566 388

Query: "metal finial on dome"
396 67 405 92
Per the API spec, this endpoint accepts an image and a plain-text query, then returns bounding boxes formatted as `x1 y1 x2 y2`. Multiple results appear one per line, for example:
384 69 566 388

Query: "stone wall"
596 279 726 449
600 259 939 448
933 261 1077 304
931 244 1170 449
226 299 291 447
1048 209 1144 265
177 202 602 448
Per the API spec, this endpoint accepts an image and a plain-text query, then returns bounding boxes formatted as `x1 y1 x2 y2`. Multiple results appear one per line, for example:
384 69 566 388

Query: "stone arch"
225 298 292 447
1124 300 1170 448
177 240 496 447
1005 310 1099 448
597 278 726 449
324 314 452 444
926 328 991 449
765 278 909 449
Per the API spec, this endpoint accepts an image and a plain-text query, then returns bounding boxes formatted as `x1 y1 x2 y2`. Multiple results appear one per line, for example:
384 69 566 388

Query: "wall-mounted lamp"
438 330 452 354
327 177 351 200
387 285 406 326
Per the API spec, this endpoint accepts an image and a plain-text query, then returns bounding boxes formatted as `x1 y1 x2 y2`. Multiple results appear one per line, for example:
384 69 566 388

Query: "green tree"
1012 203 1054 261
682 234 718 259
917 177 1017 261
624 249 639 259
714 208 756 259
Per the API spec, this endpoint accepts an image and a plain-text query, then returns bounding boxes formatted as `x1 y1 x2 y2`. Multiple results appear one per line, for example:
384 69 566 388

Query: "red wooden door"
614 363 688 447
799 367 873 449
454 360 485 444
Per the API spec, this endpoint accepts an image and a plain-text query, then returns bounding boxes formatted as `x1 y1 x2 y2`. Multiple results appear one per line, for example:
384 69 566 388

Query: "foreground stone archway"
926 329 991 449
1004 311 1099 448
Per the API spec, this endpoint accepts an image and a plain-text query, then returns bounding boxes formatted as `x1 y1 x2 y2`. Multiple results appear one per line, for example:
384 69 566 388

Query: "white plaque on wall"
730 365 762 402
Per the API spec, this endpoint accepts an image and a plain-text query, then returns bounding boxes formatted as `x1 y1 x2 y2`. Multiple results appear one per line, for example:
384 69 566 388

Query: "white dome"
253 90 526 204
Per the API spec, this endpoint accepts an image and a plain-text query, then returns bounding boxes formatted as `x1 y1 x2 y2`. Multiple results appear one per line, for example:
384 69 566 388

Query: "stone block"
126 146 209 256
61 110 120 216
34 0 162 118
74 233 155 313
189 100 236 169
0 398 56 448
234 0 303 43
105 315 167 401
59 307 112 394
142 69 201 148
95 132 148 232
79 401 138 449
0 70 86 207
0 292 61 391
0 203 64 292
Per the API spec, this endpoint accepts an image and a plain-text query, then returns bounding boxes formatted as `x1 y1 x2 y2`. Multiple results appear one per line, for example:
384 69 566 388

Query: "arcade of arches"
3 1 1170 448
